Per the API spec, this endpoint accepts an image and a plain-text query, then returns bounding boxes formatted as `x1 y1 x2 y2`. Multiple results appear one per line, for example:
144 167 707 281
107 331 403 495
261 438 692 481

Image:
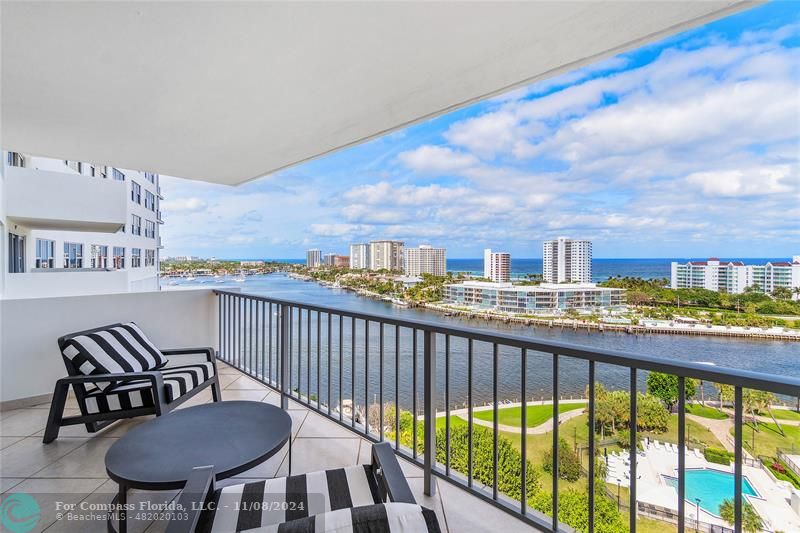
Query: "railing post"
280 304 290 410
423 329 436 496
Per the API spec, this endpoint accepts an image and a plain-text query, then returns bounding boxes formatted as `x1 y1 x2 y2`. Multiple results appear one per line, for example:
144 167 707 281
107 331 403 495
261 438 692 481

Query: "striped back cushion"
251 504 441 533
61 322 167 389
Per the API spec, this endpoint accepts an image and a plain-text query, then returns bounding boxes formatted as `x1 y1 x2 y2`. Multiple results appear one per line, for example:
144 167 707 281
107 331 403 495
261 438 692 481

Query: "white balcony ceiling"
2 1 753 186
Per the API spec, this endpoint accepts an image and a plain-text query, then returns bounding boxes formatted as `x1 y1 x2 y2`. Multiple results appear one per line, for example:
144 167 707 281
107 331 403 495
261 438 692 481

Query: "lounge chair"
694 448 704 459
43 322 221 443
166 442 441 533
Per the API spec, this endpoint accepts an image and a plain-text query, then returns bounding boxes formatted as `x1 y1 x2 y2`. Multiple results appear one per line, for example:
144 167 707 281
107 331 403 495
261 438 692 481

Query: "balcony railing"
214 289 800 533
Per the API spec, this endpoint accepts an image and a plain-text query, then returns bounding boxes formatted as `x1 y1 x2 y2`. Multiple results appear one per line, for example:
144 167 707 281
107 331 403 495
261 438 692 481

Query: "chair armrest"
166 466 216 533
372 442 416 504
161 347 216 363
57 371 164 387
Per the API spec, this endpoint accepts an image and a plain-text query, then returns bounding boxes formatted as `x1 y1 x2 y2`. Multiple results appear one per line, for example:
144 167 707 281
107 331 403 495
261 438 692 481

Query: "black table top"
105 401 292 490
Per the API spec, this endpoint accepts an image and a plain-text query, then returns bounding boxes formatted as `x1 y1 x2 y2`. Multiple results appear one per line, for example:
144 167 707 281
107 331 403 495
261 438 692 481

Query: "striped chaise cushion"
241 503 441 533
207 465 385 532
61 322 168 389
82 362 215 414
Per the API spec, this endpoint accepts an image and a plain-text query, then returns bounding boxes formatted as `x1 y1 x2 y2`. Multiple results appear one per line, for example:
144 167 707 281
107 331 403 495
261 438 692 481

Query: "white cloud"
161 197 208 213
686 165 797 197
396 145 479 173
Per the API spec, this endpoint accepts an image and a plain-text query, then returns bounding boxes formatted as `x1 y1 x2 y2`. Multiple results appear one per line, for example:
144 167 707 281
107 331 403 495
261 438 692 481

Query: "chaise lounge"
43 322 221 443
166 442 441 533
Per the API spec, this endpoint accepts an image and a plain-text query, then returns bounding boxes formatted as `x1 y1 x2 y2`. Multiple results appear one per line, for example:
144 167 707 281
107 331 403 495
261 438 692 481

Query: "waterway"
168 274 800 408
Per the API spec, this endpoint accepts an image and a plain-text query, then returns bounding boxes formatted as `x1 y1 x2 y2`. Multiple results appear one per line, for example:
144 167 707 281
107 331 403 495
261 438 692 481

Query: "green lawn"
640 414 724 450
769 408 800 421
735 421 800 457
472 402 587 428
685 403 728 420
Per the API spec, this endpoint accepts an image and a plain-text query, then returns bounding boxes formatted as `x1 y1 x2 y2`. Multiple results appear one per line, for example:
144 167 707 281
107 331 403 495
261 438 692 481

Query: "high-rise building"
404 245 446 277
483 249 511 282
306 249 322 268
349 243 369 269
2 152 162 298
323 253 337 267
369 240 404 271
542 237 592 283
671 257 800 298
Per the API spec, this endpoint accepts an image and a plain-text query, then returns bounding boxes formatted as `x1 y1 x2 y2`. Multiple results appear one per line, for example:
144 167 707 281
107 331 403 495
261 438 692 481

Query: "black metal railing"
214 289 799 533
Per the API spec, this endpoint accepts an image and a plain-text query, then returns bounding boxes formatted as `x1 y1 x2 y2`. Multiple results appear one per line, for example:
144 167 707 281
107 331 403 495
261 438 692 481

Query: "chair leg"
43 381 69 444
211 375 222 402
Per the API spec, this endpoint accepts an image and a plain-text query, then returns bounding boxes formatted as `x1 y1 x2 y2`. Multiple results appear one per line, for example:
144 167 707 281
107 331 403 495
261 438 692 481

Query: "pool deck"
606 441 800 531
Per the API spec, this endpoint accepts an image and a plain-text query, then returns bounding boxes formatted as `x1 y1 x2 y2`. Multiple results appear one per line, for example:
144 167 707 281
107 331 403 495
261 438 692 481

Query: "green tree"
542 438 582 482
718 499 763 533
714 382 735 407
646 372 697 412
771 286 792 300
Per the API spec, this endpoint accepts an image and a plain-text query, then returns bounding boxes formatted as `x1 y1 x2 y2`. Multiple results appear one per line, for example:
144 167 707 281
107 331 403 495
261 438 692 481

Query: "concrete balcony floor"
1 361 534 532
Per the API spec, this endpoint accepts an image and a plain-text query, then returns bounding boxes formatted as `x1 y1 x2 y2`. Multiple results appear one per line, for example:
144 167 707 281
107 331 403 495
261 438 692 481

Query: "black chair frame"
43 323 222 443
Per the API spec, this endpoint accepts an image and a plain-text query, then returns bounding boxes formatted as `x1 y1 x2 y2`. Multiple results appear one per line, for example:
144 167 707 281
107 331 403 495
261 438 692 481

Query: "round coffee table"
105 400 292 532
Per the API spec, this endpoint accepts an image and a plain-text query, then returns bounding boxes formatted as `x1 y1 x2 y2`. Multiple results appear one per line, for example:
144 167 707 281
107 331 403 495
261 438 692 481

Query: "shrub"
530 489 628 533
704 447 733 465
434 423 541 503
542 438 582 482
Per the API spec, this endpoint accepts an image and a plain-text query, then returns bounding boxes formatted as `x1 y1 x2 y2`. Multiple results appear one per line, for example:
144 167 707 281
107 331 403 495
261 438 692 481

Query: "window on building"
112 168 125 181
145 220 156 238
131 248 141 268
95 164 107 178
144 172 156 183
131 181 141 204
91 245 109 269
131 214 142 235
144 190 156 211
113 247 125 269
145 249 156 267
64 242 83 269
8 233 25 273
6 152 24 167
35 238 55 268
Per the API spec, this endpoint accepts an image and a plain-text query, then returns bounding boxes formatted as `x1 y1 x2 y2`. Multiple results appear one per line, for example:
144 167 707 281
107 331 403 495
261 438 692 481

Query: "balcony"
4 166 127 232
2 288 798 532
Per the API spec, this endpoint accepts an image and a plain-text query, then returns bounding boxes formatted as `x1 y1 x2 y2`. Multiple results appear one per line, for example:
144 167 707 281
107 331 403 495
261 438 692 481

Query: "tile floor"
0 361 535 532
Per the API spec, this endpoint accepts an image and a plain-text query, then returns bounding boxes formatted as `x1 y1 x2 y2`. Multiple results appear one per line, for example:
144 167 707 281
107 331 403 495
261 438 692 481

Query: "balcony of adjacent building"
4 159 127 234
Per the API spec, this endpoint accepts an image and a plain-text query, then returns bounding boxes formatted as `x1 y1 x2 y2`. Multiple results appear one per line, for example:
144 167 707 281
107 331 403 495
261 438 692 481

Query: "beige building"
369 240 404 271
404 245 446 277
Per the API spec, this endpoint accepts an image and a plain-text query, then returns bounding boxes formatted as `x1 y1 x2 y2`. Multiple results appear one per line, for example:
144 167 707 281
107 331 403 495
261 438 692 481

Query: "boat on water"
185 276 196 281
233 276 246 282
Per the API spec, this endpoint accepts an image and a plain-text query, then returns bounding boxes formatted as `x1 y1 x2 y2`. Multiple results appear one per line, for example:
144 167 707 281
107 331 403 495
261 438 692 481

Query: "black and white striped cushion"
82 362 215 414
251 504 440 533
61 322 168 389
208 465 384 532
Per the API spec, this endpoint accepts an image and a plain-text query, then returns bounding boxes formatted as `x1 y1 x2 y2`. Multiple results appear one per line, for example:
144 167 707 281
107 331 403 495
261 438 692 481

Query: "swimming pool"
663 468 758 516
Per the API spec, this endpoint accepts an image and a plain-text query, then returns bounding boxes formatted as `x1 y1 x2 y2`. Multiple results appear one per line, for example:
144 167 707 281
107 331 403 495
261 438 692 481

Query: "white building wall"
2 154 162 298
306 249 321 267
484 249 510 282
369 240 404 271
349 243 369 269
404 245 446 276
543 237 591 283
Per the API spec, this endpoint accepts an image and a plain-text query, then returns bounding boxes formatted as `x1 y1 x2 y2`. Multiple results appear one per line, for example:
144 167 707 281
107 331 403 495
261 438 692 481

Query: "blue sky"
161 2 799 259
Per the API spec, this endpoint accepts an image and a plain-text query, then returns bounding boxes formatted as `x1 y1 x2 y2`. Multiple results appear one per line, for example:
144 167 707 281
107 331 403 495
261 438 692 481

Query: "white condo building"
349 243 369 270
2 152 162 299
306 249 322 268
404 245 446 277
543 237 592 283
671 257 800 298
369 240 404 271
483 249 511 282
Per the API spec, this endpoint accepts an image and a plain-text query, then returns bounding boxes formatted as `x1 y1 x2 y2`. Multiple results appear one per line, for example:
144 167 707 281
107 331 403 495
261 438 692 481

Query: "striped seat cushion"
82 362 215 414
239 503 441 533
207 465 385 532
61 322 168 390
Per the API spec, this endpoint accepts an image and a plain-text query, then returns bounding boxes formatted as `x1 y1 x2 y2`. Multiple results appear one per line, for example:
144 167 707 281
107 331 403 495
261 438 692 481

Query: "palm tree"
719 499 763 533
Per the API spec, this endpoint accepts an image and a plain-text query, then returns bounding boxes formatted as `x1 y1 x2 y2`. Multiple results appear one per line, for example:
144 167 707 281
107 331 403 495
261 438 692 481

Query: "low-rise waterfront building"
483 248 510 282
543 237 592 283
404 245 446 277
671 256 800 297
240 260 265 267
306 249 322 268
369 240 404 271
349 243 370 269
443 280 624 314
